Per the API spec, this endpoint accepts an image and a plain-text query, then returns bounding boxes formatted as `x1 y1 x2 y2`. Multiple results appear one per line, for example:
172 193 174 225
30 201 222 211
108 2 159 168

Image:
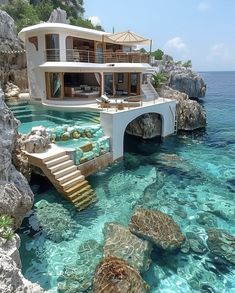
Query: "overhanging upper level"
18 23 151 65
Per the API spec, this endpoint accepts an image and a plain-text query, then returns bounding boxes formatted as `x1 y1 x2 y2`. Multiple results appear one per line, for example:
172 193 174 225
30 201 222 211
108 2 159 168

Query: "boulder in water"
129 208 185 250
93 256 149 293
207 228 235 265
103 223 152 273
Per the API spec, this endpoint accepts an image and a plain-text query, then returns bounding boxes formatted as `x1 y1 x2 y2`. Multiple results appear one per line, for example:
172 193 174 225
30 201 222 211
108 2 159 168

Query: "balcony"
45 49 150 64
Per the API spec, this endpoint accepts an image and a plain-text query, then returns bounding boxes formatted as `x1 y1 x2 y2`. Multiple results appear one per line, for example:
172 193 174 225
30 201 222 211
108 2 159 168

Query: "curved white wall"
100 99 176 160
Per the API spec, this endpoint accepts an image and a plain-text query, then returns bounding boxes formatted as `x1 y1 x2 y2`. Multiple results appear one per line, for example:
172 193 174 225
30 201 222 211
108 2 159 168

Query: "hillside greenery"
0 0 103 32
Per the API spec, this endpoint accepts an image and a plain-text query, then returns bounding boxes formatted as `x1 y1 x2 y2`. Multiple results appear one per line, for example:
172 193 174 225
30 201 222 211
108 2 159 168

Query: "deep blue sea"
18 71 235 293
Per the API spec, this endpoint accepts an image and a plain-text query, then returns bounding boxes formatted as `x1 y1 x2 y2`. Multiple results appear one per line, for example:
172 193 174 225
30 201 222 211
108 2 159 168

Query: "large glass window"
104 73 113 95
45 34 59 61
50 73 61 98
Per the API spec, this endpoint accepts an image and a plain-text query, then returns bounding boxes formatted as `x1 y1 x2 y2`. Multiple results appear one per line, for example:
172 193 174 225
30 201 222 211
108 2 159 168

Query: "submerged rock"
103 223 152 273
58 239 103 292
93 256 149 293
35 200 78 243
129 208 185 250
207 228 235 265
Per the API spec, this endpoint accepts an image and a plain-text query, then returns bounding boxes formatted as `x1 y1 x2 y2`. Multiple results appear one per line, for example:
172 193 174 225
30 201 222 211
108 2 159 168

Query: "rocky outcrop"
207 228 235 265
159 86 207 131
157 54 206 98
0 245 43 293
0 10 27 89
103 223 152 273
4 82 21 101
126 113 162 138
24 126 51 153
93 256 149 293
0 88 42 292
0 89 33 228
48 7 70 24
129 208 185 250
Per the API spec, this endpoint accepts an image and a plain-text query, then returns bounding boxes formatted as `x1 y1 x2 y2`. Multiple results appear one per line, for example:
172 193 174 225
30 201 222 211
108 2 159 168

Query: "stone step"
65 180 89 195
45 155 70 168
57 170 81 184
71 189 94 204
68 184 91 201
75 195 96 211
49 160 74 173
43 151 67 163
53 165 77 179
61 175 85 190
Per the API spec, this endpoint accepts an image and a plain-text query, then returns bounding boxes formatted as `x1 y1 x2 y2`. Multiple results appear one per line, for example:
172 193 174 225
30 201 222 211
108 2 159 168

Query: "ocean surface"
18 71 235 293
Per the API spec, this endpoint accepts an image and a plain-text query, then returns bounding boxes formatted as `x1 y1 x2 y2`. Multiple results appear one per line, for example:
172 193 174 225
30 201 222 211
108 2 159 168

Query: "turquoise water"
9 102 100 134
18 72 235 292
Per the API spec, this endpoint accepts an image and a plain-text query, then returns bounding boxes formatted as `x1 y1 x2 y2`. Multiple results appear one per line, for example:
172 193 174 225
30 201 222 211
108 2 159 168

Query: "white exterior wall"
100 100 176 160
26 33 46 100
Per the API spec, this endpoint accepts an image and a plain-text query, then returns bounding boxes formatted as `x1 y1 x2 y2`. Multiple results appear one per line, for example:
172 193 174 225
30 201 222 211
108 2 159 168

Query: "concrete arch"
100 100 176 160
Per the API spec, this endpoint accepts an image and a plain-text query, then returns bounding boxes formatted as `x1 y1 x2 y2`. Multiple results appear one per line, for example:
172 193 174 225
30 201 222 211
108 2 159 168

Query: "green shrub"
0 215 14 242
182 60 192 68
151 72 168 88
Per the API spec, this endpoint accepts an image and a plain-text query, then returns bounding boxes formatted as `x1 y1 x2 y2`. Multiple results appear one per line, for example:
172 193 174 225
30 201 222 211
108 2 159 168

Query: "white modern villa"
17 23 177 210
19 23 176 161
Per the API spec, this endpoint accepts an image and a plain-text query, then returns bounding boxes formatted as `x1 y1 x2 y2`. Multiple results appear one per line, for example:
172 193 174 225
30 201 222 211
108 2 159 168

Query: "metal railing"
45 49 149 64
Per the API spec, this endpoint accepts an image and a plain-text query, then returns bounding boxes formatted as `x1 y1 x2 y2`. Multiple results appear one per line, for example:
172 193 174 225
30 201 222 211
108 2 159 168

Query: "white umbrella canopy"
106 30 151 45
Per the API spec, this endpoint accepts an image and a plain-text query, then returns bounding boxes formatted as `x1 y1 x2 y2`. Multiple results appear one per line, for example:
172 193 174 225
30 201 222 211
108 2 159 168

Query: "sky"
84 0 235 71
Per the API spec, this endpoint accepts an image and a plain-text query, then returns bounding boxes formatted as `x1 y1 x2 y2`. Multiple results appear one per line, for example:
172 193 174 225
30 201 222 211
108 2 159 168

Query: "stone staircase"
141 82 159 100
28 149 96 211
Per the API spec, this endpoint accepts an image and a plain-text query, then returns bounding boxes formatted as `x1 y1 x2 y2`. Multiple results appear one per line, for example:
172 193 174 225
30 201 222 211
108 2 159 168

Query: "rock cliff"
0 88 43 292
157 54 206 98
159 86 206 131
0 10 27 90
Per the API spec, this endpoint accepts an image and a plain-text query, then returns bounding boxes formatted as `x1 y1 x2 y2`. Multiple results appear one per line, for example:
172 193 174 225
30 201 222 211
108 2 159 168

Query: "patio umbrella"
107 30 151 45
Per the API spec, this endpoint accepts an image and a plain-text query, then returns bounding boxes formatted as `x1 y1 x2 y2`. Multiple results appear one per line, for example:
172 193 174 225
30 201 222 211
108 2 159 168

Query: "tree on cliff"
0 0 103 32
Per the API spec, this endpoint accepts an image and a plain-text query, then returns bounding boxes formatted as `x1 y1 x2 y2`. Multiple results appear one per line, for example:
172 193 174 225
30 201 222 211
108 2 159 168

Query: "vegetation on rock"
0 215 14 241
151 72 168 88
0 0 103 32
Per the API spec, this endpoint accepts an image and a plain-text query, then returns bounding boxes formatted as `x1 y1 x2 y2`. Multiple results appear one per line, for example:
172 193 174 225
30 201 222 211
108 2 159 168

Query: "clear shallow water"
18 72 235 292
9 102 100 134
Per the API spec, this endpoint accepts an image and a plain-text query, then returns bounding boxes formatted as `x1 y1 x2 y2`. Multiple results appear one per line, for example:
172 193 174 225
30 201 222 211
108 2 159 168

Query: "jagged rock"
48 8 70 24
159 86 206 131
12 133 32 181
0 247 44 293
169 71 206 98
0 90 33 228
129 208 185 250
103 223 152 273
93 256 149 293
0 234 21 268
126 113 162 139
0 89 42 291
58 240 103 292
24 126 51 153
0 10 27 89
4 82 20 100
157 54 206 98
207 228 235 265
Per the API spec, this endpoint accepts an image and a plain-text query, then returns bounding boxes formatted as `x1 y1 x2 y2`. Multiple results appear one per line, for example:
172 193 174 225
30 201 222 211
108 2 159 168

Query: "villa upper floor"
19 23 151 65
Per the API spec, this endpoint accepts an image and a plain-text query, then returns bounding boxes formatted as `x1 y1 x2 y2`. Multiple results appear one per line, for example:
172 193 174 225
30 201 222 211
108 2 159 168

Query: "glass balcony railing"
45 49 150 64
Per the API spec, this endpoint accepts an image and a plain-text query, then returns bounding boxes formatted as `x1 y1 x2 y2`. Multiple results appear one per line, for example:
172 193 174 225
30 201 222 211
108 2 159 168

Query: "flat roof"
19 22 110 42
39 62 152 72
